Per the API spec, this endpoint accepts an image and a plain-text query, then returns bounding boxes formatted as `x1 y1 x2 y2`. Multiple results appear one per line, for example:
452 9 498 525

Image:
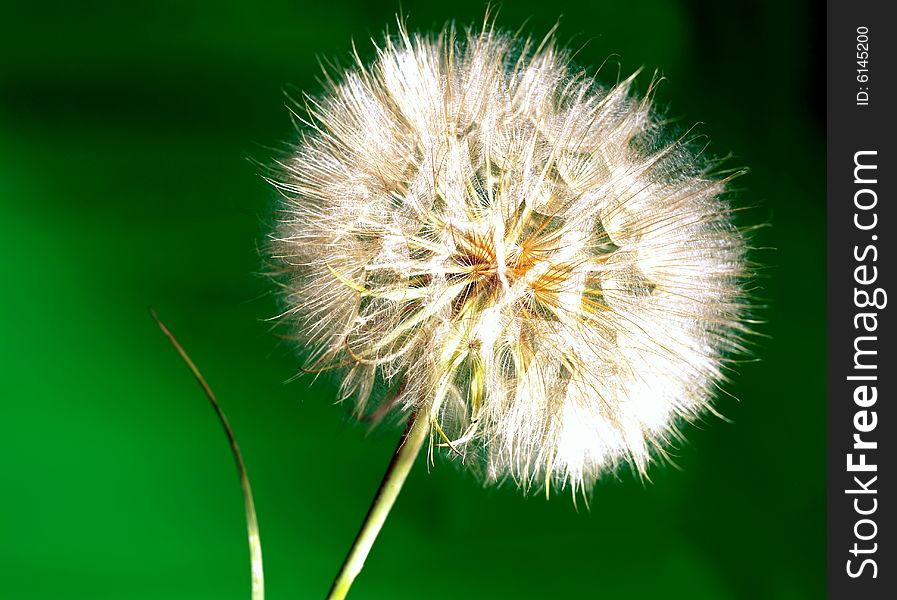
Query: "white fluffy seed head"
268 20 752 494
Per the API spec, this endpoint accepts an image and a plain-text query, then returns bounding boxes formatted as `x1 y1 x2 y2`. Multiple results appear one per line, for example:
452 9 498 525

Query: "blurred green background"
0 1 823 598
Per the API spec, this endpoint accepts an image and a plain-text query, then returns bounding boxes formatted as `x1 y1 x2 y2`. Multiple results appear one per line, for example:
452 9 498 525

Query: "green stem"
150 309 264 599
327 408 430 600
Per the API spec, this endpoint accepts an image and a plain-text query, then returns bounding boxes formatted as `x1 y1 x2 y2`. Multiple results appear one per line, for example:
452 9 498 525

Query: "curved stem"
151 309 264 600
327 409 430 600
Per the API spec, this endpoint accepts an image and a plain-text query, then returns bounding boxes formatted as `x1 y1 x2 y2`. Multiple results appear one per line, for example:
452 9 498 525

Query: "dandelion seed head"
269 20 751 493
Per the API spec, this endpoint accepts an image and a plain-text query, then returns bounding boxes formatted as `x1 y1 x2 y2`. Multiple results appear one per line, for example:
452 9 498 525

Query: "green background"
0 1 823 598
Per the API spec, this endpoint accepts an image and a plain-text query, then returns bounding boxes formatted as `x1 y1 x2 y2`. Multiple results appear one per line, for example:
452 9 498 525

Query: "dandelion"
268 17 750 598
